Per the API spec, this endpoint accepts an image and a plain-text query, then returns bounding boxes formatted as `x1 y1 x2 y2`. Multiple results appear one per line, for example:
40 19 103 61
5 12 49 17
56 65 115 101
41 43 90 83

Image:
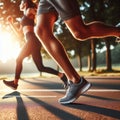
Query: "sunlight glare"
0 30 21 63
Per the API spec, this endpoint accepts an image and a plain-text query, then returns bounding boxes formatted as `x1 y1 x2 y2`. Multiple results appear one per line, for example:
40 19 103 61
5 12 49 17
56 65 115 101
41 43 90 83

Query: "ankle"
71 77 81 84
14 79 18 85
58 73 64 78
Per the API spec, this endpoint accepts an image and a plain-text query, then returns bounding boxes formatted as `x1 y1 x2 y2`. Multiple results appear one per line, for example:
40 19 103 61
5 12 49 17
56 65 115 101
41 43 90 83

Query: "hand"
7 16 13 23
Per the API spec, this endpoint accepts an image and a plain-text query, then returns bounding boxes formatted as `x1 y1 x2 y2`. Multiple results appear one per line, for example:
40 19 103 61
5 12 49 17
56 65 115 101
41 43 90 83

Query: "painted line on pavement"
0 89 119 98
89 89 120 92
0 89 120 92
1 95 57 98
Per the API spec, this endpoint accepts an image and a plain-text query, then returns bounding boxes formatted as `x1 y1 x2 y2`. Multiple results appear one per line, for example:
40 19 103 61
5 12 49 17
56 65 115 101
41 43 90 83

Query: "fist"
7 16 13 23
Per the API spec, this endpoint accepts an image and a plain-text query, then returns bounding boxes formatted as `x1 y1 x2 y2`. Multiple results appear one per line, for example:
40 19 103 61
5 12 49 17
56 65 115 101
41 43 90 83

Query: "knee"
34 25 43 39
35 25 50 45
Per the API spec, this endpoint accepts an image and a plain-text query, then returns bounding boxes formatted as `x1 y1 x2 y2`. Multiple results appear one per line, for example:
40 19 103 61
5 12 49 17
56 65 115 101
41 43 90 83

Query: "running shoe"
58 77 91 104
3 80 18 90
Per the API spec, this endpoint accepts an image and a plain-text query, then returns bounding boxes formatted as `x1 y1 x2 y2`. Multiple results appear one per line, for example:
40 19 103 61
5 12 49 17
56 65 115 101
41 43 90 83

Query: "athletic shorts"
37 0 81 20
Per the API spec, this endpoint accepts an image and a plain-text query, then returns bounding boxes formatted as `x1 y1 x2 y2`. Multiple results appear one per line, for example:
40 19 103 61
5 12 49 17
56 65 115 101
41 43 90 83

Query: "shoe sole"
59 82 91 104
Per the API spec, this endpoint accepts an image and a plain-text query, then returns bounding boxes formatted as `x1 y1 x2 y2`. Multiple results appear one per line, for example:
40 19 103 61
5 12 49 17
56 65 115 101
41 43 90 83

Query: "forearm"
9 23 20 37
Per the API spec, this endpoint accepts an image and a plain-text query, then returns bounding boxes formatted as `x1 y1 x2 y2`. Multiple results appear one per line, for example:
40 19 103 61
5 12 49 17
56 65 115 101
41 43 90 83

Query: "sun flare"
0 29 21 63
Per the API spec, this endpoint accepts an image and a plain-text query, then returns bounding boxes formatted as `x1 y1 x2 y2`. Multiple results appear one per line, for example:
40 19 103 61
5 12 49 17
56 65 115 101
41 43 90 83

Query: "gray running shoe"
58 77 91 104
3 80 18 90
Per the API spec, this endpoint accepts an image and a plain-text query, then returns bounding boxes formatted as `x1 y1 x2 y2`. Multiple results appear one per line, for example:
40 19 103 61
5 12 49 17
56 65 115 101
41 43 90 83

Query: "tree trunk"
77 54 82 71
87 54 91 71
56 65 60 71
40 72 42 76
91 39 97 71
105 40 112 71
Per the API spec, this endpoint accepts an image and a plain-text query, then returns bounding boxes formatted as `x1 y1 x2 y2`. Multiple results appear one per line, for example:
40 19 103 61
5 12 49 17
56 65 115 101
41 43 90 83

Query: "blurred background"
0 0 120 77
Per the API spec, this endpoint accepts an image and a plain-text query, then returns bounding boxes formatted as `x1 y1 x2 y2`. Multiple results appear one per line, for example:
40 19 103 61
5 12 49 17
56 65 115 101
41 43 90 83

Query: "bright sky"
0 27 21 63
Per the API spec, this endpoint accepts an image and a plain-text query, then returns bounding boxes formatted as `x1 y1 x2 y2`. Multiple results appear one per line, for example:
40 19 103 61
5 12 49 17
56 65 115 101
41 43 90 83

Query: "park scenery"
0 0 120 120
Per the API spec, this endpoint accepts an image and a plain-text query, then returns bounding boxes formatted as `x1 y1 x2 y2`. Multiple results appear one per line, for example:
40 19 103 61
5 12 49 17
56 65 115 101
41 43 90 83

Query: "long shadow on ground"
2 91 29 120
22 93 82 120
64 103 120 119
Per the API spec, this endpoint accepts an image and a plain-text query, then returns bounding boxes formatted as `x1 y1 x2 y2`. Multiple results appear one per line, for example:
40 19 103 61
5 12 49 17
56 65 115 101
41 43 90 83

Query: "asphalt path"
0 76 120 120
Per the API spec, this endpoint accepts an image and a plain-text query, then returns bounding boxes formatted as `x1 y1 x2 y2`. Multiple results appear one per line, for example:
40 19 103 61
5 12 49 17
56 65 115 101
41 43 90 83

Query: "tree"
0 0 22 26
79 0 120 71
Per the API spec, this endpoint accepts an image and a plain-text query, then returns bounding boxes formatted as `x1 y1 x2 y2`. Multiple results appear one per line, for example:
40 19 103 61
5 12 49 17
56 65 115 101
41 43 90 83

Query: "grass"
0 67 120 80
78 67 120 77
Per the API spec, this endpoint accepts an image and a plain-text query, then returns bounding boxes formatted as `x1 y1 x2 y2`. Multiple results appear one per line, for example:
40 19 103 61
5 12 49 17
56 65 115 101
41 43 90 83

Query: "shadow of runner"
21 78 64 89
22 93 82 120
91 82 120 89
21 78 65 95
64 103 120 119
83 94 120 101
2 91 29 120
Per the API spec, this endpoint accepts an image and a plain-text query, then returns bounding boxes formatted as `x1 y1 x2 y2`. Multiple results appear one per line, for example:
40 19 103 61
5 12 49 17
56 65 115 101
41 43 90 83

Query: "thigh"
36 12 57 33
18 42 32 60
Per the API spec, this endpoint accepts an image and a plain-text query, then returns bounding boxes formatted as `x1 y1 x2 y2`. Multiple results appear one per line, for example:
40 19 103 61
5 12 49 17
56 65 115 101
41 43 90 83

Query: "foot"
58 77 91 104
3 80 18 90
60 74 68 89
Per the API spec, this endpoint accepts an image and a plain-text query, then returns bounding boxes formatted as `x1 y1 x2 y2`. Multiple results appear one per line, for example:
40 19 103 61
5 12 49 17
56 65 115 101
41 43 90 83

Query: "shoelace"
66 81 74 94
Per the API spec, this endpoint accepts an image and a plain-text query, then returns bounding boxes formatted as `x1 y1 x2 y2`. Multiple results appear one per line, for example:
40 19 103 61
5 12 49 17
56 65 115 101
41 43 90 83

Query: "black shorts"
37 0 81 20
